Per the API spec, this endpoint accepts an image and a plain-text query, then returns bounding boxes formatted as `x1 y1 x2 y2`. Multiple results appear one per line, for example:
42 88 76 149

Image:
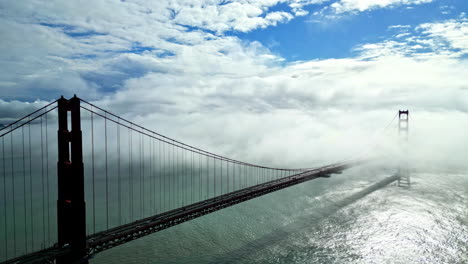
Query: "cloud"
360 18 468 58
330 0 433 13
417 18 468 53
0 99 53 126
307 0 434 22
172 2 294 33
0 0 310 101
388 25 411 30
1 1 467 168
87 39 468 167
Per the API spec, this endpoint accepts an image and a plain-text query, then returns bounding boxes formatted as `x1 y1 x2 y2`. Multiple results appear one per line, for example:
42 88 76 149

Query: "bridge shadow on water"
208 174 399 264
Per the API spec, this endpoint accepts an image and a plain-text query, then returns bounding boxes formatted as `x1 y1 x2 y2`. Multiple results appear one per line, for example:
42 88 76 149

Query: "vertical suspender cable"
104 113 109 229
255 167 257 185
28 119 33 251
11 128 16 255
176 143 179 207
237 163 239 191
158 140 162 213
40 116 45 249
191 150 194 204
167 141 170 211
2 138 7 261
206 155 209 199
149 135 152 213
256 167 258 185
172 142 175 209
182 144 187 206
142 134 146 216
22 124 27 252
170 142 173 209
242 165 244 188
220 159 223 195
257 167 259 184
187 150 190 204
183 147 186 205
180 145 183 206
117 118 121 225
246 166 249 187
127 126 130 221
237 163 239 190
154 138 157 212
157 139 161 213
169 141 171 210
213 158 216 197
152 136 155 213
184 149 187 205
183 149 186 205
156 139 159 212
199 153 201 201
155 138 157 212
45 112 50 245
162 142 165 212
182 149 185 206
248 166 250 187
129 126 133 221
247 166 249 187
150 138 153 212
91 108 96 234
240 165 242 189
137 132 140 217
168 142 171 210
170 141 173 209
233 162 235 191
141 133 145 217
178 147 181 206
140 133 144 216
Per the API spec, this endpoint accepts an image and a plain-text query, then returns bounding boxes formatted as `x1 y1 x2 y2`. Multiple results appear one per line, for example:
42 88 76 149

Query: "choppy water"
91 167 468 264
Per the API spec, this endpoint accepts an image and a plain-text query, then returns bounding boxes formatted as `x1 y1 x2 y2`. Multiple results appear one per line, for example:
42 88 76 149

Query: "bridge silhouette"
0 96 407 263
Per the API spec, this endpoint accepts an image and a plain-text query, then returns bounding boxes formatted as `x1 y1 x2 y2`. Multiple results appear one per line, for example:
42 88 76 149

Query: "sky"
0 0 467 168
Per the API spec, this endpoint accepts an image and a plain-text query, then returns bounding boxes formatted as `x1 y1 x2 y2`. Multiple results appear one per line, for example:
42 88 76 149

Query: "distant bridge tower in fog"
398 110 410 187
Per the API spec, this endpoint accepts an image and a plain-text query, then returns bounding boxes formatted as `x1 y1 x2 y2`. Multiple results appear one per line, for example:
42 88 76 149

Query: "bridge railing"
0 101 58 262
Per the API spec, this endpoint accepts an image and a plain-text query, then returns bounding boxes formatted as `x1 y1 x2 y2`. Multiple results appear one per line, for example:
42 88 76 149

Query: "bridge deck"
3 160 366 264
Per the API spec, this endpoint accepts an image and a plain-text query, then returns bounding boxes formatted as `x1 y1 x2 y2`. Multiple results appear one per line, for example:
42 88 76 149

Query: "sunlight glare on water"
92 169 468 264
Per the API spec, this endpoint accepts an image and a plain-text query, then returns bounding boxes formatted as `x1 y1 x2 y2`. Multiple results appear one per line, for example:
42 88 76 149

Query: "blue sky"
1 0 468 165
236 0 467 60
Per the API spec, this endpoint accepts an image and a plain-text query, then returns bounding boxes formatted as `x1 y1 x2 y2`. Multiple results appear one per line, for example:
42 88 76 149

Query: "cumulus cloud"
330 0 433 13
417 18 468 52
173 2 294 33
0 0 310 101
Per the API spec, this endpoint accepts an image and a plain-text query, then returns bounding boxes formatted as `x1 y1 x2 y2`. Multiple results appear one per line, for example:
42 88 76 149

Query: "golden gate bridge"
0 96 409 263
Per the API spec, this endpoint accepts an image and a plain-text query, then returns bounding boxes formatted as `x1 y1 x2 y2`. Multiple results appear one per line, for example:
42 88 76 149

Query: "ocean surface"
90 167 468 264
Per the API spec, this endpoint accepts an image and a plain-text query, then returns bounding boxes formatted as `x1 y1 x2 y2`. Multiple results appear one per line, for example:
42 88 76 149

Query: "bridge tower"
57 96 88 264
397 110 410 187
